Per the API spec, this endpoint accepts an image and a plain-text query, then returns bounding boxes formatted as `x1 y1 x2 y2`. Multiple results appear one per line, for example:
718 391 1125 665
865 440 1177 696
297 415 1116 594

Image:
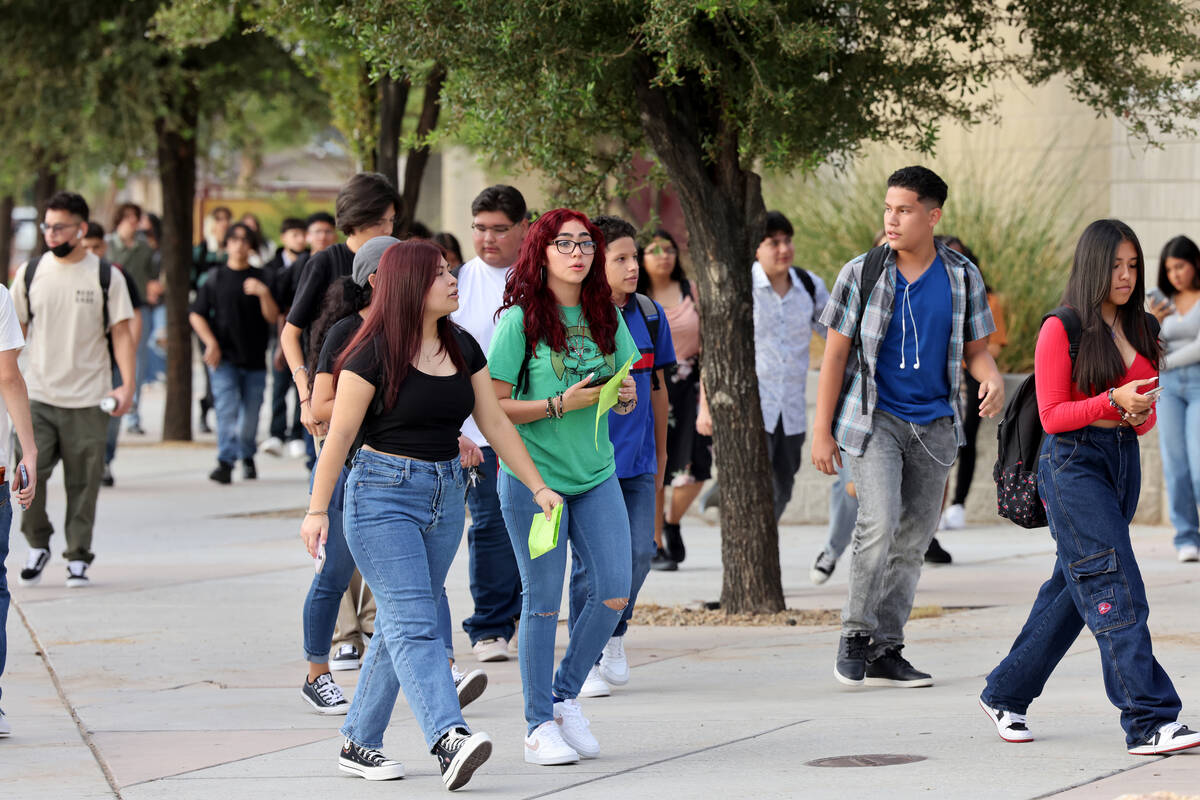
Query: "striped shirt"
818 241 995 456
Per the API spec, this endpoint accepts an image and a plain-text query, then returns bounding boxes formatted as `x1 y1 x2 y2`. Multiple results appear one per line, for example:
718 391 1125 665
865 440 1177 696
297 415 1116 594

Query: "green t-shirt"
489 304 639 494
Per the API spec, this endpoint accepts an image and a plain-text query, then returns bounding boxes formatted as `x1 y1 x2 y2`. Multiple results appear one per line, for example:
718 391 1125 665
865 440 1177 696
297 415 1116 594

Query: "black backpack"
993 306 1161 528
23 252 113 362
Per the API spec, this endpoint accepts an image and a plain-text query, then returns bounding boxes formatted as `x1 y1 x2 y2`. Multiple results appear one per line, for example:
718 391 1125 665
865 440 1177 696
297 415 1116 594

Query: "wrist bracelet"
305 510 328 517
545 397 554 419
533 486 550 499
293 365 308 378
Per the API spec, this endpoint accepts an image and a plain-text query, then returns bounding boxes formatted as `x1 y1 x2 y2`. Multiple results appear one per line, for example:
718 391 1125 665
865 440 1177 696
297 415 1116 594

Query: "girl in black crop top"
299 239 560 787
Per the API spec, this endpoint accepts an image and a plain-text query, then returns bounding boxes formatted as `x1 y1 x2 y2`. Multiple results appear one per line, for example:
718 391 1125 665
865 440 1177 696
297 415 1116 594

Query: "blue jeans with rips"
982 426 1182 745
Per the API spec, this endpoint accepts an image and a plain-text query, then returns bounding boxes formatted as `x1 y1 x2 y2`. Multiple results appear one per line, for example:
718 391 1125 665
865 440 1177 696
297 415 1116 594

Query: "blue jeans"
568 473 653 640
340 450 467 751
126 306 160 429
0 484 11 704
1157 365 1200 550
498 471 631 732
208 363 267 463
982 427 1182 745
462 447 521 644
822 460 858 562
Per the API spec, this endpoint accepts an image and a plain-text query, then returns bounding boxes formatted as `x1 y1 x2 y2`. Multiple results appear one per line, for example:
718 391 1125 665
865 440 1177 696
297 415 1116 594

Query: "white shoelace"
556 700 591 730
603 637 625 661
451 663 465 683
315 675 346 704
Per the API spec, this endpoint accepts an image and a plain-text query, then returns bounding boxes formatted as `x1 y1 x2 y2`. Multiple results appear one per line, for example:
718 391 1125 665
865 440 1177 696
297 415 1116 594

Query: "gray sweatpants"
842 409 956 657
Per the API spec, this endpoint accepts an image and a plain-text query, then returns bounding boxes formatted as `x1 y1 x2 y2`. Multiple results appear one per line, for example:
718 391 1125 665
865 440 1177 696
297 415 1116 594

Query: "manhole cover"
806 754 927 768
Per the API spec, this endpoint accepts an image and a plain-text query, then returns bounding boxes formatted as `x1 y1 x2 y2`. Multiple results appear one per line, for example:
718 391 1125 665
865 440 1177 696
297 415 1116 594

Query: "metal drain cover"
806 754 927 768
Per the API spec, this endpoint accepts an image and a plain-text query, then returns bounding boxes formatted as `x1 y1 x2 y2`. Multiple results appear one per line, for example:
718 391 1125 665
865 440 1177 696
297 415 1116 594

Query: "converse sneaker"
553 698 599 758
579 665 611 698
0 707 10 737
472 637 509 663
18 548 50 586
452 663 487 709
1177 544 1200 563
864 646 933 687
1128 721 1200 755
301 672 350 715
598 636 629 686
978 697 1034 742
835 633 870 686
524 720 579 765
329 644 361 671
65 561 90 588
433 727 492 790
940 503 966 530
338 738 405 780
810 551 836 585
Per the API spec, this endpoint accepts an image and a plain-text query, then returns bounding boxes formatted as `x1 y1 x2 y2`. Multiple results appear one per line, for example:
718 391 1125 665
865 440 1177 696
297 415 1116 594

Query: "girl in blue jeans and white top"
301 240 560 790
489 209 639 765
981 219 1200 756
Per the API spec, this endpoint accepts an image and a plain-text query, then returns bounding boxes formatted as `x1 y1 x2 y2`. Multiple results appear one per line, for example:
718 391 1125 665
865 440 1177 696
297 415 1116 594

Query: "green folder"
594 355 635 447
529 502 563 559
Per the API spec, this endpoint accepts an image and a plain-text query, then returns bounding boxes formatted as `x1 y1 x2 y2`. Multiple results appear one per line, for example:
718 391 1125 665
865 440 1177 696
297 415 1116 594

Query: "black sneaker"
452 664 488 709
242 458 257 480
433 727 492 791
329 643 360 671
209 460 233 485
864 646 933 687
65 561 90 588
1128 721 1200 755
810 551 836 585
301 672 350 715
101 465 114 487
338 738 405 780
835 633 871 686
19 548 50 586
925 537 952 564
650 547 678 572
662 519 686 563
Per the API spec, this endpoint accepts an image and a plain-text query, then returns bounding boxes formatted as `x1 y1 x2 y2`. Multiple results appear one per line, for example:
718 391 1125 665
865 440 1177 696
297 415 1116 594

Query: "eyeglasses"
552 239 597 255
39 222 79 235
471 223 515 237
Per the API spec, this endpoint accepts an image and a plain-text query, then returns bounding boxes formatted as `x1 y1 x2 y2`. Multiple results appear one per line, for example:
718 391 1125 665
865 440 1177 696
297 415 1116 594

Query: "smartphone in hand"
17 464 29 510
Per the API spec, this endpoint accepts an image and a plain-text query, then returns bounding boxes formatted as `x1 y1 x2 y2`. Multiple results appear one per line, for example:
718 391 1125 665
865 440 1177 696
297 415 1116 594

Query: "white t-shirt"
11 251 135 408
450 256 511 447
0 285 26 467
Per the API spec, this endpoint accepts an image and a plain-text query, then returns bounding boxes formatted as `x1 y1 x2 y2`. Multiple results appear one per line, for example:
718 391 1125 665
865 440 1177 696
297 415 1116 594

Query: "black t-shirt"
189 265 273 369
286 244 353 330
263 249 309 310
114 264 144 310
341 325 487 461
318 314 362 374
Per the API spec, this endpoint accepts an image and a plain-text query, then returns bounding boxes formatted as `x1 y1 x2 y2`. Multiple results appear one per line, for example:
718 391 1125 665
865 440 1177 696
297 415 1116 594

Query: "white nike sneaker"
524 720 579 765
554 698 599 758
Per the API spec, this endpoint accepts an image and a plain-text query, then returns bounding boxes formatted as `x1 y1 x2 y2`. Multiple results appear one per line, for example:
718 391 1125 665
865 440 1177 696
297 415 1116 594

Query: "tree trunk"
31 158 59 259
0 194 13 278
376 74 410 194
156 89 198 442
633 59 783 614
398 64 446 235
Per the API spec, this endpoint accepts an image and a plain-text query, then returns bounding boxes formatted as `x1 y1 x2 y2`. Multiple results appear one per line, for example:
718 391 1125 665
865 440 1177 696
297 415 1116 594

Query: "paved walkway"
3 382 1200 799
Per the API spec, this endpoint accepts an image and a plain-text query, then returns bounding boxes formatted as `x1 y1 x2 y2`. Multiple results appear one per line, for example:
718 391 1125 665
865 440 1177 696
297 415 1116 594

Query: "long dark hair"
1158 235 1200 297
635 228 686 294
334 240 465 409
304 276 372 393
499 208 618 355
1060 219 1162 394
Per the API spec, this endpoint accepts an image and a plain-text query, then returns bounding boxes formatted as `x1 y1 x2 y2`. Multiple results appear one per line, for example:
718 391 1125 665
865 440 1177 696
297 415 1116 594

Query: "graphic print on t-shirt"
553 322 615 384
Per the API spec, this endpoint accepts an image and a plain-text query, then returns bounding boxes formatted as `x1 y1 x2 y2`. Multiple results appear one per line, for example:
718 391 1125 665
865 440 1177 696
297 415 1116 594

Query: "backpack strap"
1044 306 1082 362
851 245 889 415
24 253 111 339
515 338 534 397
790 266 817 305
633 292 661 390
22 252 42 323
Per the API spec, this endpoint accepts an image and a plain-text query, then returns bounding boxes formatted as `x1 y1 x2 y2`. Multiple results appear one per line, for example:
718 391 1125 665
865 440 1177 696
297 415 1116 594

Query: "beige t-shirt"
11 251 134 408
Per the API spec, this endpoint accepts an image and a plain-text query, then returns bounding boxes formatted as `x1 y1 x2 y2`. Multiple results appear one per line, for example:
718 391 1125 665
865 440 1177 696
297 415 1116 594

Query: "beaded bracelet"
1107 388 1130 421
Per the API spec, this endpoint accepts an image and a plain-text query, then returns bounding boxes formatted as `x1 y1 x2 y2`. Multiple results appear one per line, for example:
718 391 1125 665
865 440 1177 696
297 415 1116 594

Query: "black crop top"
340 324 487 461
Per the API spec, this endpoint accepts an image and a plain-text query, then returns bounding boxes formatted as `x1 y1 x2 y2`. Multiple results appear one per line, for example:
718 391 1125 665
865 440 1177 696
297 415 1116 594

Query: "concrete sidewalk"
3 382 1200 799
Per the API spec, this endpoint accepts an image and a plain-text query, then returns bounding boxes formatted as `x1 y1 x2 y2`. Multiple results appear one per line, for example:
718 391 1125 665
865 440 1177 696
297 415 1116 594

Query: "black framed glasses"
552 239 596 255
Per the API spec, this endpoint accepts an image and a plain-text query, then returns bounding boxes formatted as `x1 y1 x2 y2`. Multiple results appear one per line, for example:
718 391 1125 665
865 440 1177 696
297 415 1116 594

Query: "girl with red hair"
488 209 640 765
301 239 560 789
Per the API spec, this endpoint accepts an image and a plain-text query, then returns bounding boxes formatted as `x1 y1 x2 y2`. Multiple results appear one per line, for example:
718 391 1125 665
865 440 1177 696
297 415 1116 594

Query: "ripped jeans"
982 426 1182 745
498 470 631 733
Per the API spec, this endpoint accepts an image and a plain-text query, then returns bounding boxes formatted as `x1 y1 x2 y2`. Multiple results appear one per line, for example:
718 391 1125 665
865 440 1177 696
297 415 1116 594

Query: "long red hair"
499 208 617 354
334 239 465 409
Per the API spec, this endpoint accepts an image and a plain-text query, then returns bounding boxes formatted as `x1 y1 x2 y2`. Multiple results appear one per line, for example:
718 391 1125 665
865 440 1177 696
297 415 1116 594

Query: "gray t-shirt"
1161 301 1200 370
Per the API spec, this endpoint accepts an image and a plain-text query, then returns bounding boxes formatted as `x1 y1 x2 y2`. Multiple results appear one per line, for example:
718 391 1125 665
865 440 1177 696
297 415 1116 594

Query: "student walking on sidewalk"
980 219 1200 756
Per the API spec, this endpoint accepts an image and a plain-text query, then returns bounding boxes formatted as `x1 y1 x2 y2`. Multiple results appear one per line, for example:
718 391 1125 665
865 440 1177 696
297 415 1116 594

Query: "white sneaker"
598 636 629 686
940 503 966 530
286 439 307 459
65 561 90 588
979 697 1034 743
1177 544 1199 563
18 548 50 586
472 637 509 663
810 551 837 585
260 436 284 457
1128 721 1200 755
524 720 579 765
0 707 10 737
553 698 599 758
579 666 611 698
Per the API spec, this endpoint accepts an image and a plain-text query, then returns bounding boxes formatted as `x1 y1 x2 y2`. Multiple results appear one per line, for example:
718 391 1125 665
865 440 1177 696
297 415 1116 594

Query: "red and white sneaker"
1128 722 1200 755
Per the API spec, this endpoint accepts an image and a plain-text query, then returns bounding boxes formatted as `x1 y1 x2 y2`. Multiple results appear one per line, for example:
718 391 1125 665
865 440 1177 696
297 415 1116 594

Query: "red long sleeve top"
1034 316 1157 435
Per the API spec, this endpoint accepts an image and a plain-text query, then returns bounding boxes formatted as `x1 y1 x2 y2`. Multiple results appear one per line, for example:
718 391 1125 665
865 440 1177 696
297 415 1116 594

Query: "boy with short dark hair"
812 166 1004 689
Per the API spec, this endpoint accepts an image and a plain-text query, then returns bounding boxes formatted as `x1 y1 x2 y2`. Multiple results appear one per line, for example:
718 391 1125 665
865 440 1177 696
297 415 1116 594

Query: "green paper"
528 502 563 559
594 355 635 447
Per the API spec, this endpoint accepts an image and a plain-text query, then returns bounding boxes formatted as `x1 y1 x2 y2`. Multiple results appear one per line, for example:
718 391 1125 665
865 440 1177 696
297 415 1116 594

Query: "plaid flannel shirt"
817 240 995 457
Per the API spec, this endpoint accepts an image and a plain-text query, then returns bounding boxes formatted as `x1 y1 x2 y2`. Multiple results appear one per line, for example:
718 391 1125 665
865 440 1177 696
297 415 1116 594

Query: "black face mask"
50 240 75 258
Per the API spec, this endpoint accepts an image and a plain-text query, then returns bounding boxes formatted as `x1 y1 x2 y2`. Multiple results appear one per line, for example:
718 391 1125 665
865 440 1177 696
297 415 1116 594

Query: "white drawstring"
898 282 920 370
